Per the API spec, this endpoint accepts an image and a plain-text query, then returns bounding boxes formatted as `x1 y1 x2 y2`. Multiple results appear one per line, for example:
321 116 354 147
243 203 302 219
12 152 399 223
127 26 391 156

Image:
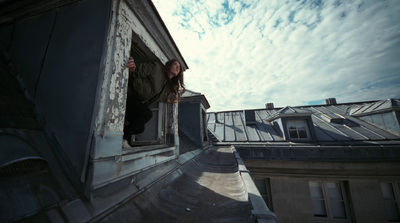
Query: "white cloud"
153 0 400 111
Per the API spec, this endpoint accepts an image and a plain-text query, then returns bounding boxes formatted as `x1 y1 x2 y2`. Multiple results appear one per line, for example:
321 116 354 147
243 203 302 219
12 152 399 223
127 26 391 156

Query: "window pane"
327 182 343 200
385 202 400 221
295 120 308 128
381 183 396 200
298 129 308 138
254 179 267 194
312 200 327 217
309 182 324 199
331 201 347 219
254 178 273 210
310 181 351 220
287 120 297 129
289 130 298 138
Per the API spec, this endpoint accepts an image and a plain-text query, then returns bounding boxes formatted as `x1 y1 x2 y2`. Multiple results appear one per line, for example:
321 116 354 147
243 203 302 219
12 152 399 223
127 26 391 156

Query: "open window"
124 36 173 148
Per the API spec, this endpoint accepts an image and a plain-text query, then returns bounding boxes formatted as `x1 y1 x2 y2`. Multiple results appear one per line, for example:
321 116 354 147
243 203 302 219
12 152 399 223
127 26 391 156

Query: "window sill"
122 144 170 154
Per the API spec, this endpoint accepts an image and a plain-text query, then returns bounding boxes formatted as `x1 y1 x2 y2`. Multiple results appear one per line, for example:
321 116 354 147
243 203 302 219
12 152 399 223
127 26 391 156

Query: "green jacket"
128 62 168 105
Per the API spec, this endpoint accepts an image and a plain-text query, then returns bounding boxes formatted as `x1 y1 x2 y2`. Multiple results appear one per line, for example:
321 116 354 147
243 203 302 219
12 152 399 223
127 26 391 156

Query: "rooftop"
207 99 400 144
100 146 256 222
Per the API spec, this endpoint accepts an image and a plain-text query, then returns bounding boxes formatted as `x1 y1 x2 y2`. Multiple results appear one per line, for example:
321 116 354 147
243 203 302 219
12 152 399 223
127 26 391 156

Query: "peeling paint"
96 0 169 133
104 9 131 132
88 0 181 194
120 1 167 63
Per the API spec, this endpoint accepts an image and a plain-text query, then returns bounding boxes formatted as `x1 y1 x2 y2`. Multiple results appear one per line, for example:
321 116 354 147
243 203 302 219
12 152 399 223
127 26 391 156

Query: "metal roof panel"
245 125 261 141
224 113 236 141
207 99 400 144
232 112 247 141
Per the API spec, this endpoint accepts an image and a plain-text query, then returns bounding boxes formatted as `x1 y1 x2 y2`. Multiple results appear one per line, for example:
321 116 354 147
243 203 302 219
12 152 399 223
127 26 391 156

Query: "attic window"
287 120 309 139
123 37 169 147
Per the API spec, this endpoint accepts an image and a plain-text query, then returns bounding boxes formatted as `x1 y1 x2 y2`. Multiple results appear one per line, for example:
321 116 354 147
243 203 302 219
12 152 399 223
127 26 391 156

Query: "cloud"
153 0 400 111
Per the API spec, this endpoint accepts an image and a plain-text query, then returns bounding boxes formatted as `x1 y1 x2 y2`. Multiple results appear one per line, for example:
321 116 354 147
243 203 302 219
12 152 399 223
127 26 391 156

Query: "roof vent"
325 98 337 105
266 103 274 110
0 134 49 177
0 159 49 177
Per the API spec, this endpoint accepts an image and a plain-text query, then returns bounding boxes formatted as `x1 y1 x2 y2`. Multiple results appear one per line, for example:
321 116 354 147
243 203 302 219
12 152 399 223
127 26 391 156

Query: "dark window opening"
202 109 208 142
123 38 169 147
254 178 274 211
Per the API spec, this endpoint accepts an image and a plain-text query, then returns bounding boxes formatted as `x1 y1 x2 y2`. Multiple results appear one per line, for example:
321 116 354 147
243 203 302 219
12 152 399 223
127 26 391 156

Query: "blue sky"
153 0 400 112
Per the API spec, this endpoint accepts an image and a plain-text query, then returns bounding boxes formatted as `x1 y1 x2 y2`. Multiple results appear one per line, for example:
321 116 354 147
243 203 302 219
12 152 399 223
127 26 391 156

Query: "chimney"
325 98 337 105
265 103 274 110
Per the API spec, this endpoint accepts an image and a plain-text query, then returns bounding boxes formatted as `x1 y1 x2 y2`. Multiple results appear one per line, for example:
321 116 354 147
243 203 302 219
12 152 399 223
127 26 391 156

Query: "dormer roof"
266 106 314 121
181 89 211 109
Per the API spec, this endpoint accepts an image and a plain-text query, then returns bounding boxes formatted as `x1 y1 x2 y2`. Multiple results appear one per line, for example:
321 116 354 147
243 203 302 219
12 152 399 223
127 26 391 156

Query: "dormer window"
287 120 309 139
179 90 211 148
265 106 316 142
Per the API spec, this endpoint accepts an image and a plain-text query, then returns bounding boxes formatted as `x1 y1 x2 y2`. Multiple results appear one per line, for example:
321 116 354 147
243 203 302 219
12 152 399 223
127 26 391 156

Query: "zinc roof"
207 99 400 143
100 146 255 223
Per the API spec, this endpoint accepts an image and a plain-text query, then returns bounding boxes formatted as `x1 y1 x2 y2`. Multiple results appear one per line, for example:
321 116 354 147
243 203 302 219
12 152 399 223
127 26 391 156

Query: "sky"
152 0 400 112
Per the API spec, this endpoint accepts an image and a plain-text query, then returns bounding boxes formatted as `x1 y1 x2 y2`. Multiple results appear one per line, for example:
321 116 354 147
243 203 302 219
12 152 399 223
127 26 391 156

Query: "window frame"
309 180 352 223
123 35 174 148
380 182 400 222
132 102 167 146
286 119 311 140
254 178 274 211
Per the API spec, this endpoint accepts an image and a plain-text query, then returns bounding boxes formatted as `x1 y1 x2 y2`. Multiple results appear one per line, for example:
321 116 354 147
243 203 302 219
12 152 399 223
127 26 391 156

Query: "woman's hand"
127 57 136 72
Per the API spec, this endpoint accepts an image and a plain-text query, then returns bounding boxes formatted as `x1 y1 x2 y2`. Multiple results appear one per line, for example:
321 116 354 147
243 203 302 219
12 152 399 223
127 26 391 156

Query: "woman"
124 57 185 145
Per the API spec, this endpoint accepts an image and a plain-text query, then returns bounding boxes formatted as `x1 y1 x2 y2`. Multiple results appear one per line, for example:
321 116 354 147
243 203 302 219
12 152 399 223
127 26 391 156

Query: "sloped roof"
182 89 202 97
100 146 255 222
350 98 400 116
181 89 211 109
207 99 400 143
266 106 314 121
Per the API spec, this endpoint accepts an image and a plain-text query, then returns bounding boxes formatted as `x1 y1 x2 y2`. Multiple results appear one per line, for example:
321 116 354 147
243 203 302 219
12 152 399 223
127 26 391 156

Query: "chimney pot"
325 98 337 105
266 103 274 110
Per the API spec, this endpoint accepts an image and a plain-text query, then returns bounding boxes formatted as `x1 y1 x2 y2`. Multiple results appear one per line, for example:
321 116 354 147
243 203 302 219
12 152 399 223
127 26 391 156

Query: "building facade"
0 0 190 221
207 98 400 223
0 1 276 222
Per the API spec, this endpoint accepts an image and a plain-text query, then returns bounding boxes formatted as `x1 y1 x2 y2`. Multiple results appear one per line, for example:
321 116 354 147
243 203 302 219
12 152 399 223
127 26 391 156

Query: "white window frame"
286 119 310 140
309 180 352 223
